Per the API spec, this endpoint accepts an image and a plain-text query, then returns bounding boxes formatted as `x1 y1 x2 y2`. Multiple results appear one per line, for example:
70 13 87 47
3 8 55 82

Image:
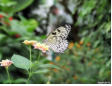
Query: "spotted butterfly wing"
44 24 71 53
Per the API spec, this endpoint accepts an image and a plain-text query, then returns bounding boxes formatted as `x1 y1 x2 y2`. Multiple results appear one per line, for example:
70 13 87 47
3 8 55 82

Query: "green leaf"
38 64 61 70
0 0 33 13
10 20 24 32
10 20 28 35
0 0 17 7
0 34 6 41
11 54 31 70
33 69 49 74
105 22 111 32
0 52 2 60
11 0 34 13
21 19 38 32
14 78 27 84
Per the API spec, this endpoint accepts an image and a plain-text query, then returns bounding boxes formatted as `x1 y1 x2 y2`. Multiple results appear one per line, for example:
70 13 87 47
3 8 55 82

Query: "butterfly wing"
44 24 71 53
50 40 68 53
53 24 71 40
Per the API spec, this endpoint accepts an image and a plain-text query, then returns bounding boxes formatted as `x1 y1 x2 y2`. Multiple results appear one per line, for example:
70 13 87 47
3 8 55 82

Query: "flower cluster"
23 40 49 53
23 40 37 45
33 42 49 53
0 59 13 67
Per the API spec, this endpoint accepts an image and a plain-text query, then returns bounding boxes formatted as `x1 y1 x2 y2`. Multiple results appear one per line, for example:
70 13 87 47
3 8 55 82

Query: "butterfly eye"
52 32 56 35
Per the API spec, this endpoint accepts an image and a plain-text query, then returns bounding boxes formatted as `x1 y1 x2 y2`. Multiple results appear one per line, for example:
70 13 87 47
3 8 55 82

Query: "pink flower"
0 59 13 67
23 40 49 53
33 43 49 53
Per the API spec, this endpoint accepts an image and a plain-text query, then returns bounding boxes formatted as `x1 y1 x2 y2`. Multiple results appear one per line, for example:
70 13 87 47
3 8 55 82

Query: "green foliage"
38 64 61 70
12 0 34 13
10 18 38 36
0 0 34 13
11 54 31 70
33 69 49 74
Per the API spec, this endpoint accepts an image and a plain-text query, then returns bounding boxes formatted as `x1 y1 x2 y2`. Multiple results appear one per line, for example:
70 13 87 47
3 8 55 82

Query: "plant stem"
27 70 32 83
29 45 32 66
6 67 11 84
27 45 32 83
37 51 41 63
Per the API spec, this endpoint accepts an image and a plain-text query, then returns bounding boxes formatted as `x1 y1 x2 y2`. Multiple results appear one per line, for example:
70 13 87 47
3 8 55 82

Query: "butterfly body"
44 25 71 53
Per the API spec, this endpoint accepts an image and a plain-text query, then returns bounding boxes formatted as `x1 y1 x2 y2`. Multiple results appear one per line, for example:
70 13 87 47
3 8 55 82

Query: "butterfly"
44 24 71 53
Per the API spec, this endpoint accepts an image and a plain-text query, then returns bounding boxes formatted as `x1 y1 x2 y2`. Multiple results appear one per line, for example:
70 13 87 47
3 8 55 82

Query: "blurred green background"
0 0 111 84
